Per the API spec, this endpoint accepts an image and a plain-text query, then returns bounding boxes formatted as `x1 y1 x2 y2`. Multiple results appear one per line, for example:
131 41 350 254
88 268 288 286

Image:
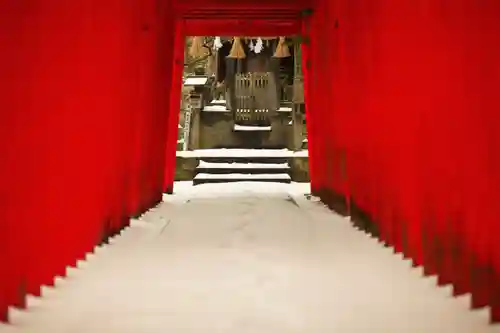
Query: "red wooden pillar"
301 15 314 193
139 0 175 209
0 1 38 318
163 19 185 194
304 11 327 196
311 1 324 193
0 1 146 318
469 1 500 321
329 0 353 214
316 0 339 206
1 0 166 318
151 0 176 201
137 0 158 213
126 0 158 217
95 1 146 240
321 0 336 201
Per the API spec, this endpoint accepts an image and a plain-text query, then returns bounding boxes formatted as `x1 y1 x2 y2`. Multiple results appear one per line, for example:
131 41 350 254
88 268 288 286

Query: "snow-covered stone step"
197 161 289 169
278 106 292 112
202 105 229 112
195 173 290 180
196 161 291 175
234 124 272 131
177 149 308 165
178 149 306 158
193 173 291 185
209 99 226 105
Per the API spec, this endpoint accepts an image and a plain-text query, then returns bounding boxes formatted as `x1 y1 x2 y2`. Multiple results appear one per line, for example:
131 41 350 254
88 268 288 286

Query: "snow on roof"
203 105 229 112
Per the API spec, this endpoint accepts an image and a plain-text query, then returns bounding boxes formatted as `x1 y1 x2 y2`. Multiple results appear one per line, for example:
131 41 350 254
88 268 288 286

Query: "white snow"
303 138 308 143
177 149 308 158
3 181 496 332
278 106 293 112
184 77 208 86
194 173 291 180
295 150 308 157
197 161 290 169
202 105 229 112
210 99 226 105
234 124 272 131
170 181 310 199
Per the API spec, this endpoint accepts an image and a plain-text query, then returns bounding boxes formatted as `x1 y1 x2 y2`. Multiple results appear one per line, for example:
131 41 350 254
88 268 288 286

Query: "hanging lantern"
254 38 263 54
189 37 207 58
227 37 246 59
213 36 223 50
249 39 255 51
273 36 291 58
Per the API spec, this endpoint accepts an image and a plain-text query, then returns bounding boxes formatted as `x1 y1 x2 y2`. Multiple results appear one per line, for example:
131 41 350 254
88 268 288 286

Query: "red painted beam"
183 18 302 36
173 0 312 12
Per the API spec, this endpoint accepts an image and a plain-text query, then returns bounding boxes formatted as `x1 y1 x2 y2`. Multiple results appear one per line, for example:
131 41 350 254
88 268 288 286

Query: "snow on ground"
1 181 498 333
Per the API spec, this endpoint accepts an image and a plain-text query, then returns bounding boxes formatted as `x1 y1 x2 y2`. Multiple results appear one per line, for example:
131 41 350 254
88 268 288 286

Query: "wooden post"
187 92 202 150
214 46 219 81
292 105 303 151
291 42 304 151
190 107 201 150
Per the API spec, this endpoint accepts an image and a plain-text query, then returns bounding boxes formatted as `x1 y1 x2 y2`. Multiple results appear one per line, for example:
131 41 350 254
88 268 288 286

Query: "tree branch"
184 54 210 70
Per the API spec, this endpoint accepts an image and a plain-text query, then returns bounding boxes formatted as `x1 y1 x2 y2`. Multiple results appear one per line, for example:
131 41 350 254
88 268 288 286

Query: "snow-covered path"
2 182 499 332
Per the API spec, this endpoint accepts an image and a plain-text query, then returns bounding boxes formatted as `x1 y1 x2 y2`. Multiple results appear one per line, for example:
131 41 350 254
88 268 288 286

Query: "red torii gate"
1 0 500 324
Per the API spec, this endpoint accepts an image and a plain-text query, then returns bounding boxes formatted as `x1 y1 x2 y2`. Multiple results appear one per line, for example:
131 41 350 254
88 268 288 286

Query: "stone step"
199 156 290 164
193 173 291 185
233 124 272 132
208 99 226 106
178 149 297 164
178 148 299 158
196 161 290 175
